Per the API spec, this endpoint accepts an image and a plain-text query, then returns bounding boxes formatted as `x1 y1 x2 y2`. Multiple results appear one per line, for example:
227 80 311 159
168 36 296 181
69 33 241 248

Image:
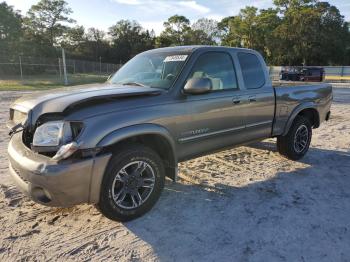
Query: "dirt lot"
0 87 350 261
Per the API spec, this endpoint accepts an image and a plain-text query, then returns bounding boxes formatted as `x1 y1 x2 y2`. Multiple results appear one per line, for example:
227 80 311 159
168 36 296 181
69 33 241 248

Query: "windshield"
109 51 190 89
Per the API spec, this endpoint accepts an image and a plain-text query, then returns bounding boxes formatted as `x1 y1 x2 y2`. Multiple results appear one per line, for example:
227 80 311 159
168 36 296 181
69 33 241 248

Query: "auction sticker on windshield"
164 55 188 62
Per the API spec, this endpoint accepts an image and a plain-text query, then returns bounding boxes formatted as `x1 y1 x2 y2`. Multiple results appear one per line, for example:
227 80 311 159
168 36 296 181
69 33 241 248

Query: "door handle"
248 95 257 103
232 96 241 104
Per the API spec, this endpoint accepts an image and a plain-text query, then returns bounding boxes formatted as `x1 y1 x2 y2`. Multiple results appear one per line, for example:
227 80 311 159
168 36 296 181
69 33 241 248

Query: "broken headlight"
33 121 69 147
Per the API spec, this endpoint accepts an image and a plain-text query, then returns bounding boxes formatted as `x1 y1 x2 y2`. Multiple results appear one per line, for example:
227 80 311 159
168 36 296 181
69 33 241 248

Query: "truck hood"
11 83 163 126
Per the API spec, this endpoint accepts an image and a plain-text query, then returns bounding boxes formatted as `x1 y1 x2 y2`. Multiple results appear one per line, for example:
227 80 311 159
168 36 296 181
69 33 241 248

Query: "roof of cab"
143 45 252 54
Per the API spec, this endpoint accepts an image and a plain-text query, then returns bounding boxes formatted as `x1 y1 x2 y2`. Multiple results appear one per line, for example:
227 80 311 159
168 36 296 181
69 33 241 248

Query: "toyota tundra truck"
7 46 332 221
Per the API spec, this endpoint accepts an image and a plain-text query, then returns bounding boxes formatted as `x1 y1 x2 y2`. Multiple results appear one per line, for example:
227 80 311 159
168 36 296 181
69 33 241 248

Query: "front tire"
97 144 165 222
277 116 312 160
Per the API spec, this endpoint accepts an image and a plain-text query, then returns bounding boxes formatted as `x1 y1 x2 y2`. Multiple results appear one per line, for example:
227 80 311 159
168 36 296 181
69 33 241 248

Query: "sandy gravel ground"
0 87 349 261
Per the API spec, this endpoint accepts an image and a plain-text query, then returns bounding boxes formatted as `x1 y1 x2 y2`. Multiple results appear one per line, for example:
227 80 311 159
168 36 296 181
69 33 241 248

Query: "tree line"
0 0 349 66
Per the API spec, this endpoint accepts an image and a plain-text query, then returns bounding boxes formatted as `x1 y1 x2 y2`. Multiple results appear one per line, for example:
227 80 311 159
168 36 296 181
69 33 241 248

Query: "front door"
177 51 247 160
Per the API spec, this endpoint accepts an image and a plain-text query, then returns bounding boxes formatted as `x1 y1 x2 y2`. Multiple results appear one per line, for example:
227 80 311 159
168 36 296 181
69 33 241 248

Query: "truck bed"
272 82 332 136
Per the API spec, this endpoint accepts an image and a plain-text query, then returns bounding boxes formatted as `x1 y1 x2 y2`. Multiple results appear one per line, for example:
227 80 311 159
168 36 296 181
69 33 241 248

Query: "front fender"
97 123 176 151
89 124 178 203
97 123 178 181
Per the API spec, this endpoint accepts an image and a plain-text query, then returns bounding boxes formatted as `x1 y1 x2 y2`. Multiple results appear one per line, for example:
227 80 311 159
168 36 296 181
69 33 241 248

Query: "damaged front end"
8 105 84 162
30 118 84 160
7 105 111 207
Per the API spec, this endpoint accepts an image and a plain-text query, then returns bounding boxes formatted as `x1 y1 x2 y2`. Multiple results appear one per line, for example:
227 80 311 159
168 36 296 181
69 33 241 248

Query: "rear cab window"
237 52 265 89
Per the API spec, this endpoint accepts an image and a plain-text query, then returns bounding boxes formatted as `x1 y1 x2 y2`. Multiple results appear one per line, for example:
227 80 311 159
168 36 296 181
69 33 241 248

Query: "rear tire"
277 116 312 160
97 144 165 222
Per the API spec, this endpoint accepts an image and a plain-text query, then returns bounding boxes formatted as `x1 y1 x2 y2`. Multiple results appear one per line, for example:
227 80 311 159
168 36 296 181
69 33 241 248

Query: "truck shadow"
125 142 350 261
249 140 350 168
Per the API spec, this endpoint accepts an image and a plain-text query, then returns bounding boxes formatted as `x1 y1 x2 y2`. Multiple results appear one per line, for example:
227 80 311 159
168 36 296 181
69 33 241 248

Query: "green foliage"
109 20 155 63
157 15 191 46
24 0 75 46
0 0 349 66
0 2 22 56
219 0 350 65
156 15 218 47
191 18 219 44
272 0 340 64
192 18 219 39
219 7 281 64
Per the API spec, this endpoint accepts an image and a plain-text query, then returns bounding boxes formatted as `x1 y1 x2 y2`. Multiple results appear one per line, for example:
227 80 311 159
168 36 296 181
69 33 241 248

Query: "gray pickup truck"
7 46 332 221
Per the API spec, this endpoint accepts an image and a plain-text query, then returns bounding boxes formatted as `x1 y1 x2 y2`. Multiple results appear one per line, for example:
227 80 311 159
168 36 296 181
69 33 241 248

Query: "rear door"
235 52 275 140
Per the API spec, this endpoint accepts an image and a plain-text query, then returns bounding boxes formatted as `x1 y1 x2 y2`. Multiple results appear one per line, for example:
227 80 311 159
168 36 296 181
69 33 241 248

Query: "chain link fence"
1 54 349 85
0 54 122 83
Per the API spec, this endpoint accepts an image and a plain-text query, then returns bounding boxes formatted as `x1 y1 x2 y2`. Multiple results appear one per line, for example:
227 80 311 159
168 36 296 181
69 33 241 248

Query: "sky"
5 0 350 35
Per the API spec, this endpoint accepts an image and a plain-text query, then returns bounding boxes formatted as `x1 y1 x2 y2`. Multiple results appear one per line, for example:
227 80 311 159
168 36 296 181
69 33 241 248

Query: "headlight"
33 121 72 147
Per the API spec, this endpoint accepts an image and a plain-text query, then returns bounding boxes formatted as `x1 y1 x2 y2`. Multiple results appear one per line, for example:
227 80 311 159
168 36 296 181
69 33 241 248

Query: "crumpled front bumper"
7 132 111 207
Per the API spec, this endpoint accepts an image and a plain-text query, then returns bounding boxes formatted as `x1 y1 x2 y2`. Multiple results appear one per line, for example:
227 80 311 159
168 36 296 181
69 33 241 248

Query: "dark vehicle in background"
280 67 324 82
7 46 332 221
300 67 324 82
280 67 301 81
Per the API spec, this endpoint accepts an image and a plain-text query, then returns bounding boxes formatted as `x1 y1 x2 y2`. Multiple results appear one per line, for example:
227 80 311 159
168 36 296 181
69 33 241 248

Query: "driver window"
188 52 238 91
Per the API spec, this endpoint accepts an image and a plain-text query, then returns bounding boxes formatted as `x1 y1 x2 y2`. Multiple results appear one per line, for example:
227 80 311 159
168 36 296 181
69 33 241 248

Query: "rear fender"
282 102 319 136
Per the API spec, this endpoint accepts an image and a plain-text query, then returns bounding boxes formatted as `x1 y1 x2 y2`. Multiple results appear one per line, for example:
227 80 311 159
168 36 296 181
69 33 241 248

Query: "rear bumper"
8 132 111 207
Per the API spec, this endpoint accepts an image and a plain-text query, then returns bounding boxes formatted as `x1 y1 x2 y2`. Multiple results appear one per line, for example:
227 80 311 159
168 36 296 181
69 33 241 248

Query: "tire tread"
277 116 312 160
97 144 165 222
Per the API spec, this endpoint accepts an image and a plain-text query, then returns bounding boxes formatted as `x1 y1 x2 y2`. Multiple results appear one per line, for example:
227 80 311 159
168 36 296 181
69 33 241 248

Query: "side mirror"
184 78 212 95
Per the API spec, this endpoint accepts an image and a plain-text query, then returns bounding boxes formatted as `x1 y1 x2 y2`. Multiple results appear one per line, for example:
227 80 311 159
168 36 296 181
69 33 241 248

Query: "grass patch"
0 74 108 90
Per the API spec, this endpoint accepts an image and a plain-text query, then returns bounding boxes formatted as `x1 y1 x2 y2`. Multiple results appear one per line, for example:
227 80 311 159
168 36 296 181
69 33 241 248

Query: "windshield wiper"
121 82 148 87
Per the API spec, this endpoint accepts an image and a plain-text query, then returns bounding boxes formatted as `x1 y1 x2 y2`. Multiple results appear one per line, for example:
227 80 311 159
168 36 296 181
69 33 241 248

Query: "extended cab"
7 46 332 221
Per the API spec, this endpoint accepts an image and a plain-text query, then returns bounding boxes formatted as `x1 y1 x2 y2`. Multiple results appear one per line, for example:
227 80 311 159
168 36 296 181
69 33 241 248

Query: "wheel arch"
283 103 320 136
97 124 178 181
